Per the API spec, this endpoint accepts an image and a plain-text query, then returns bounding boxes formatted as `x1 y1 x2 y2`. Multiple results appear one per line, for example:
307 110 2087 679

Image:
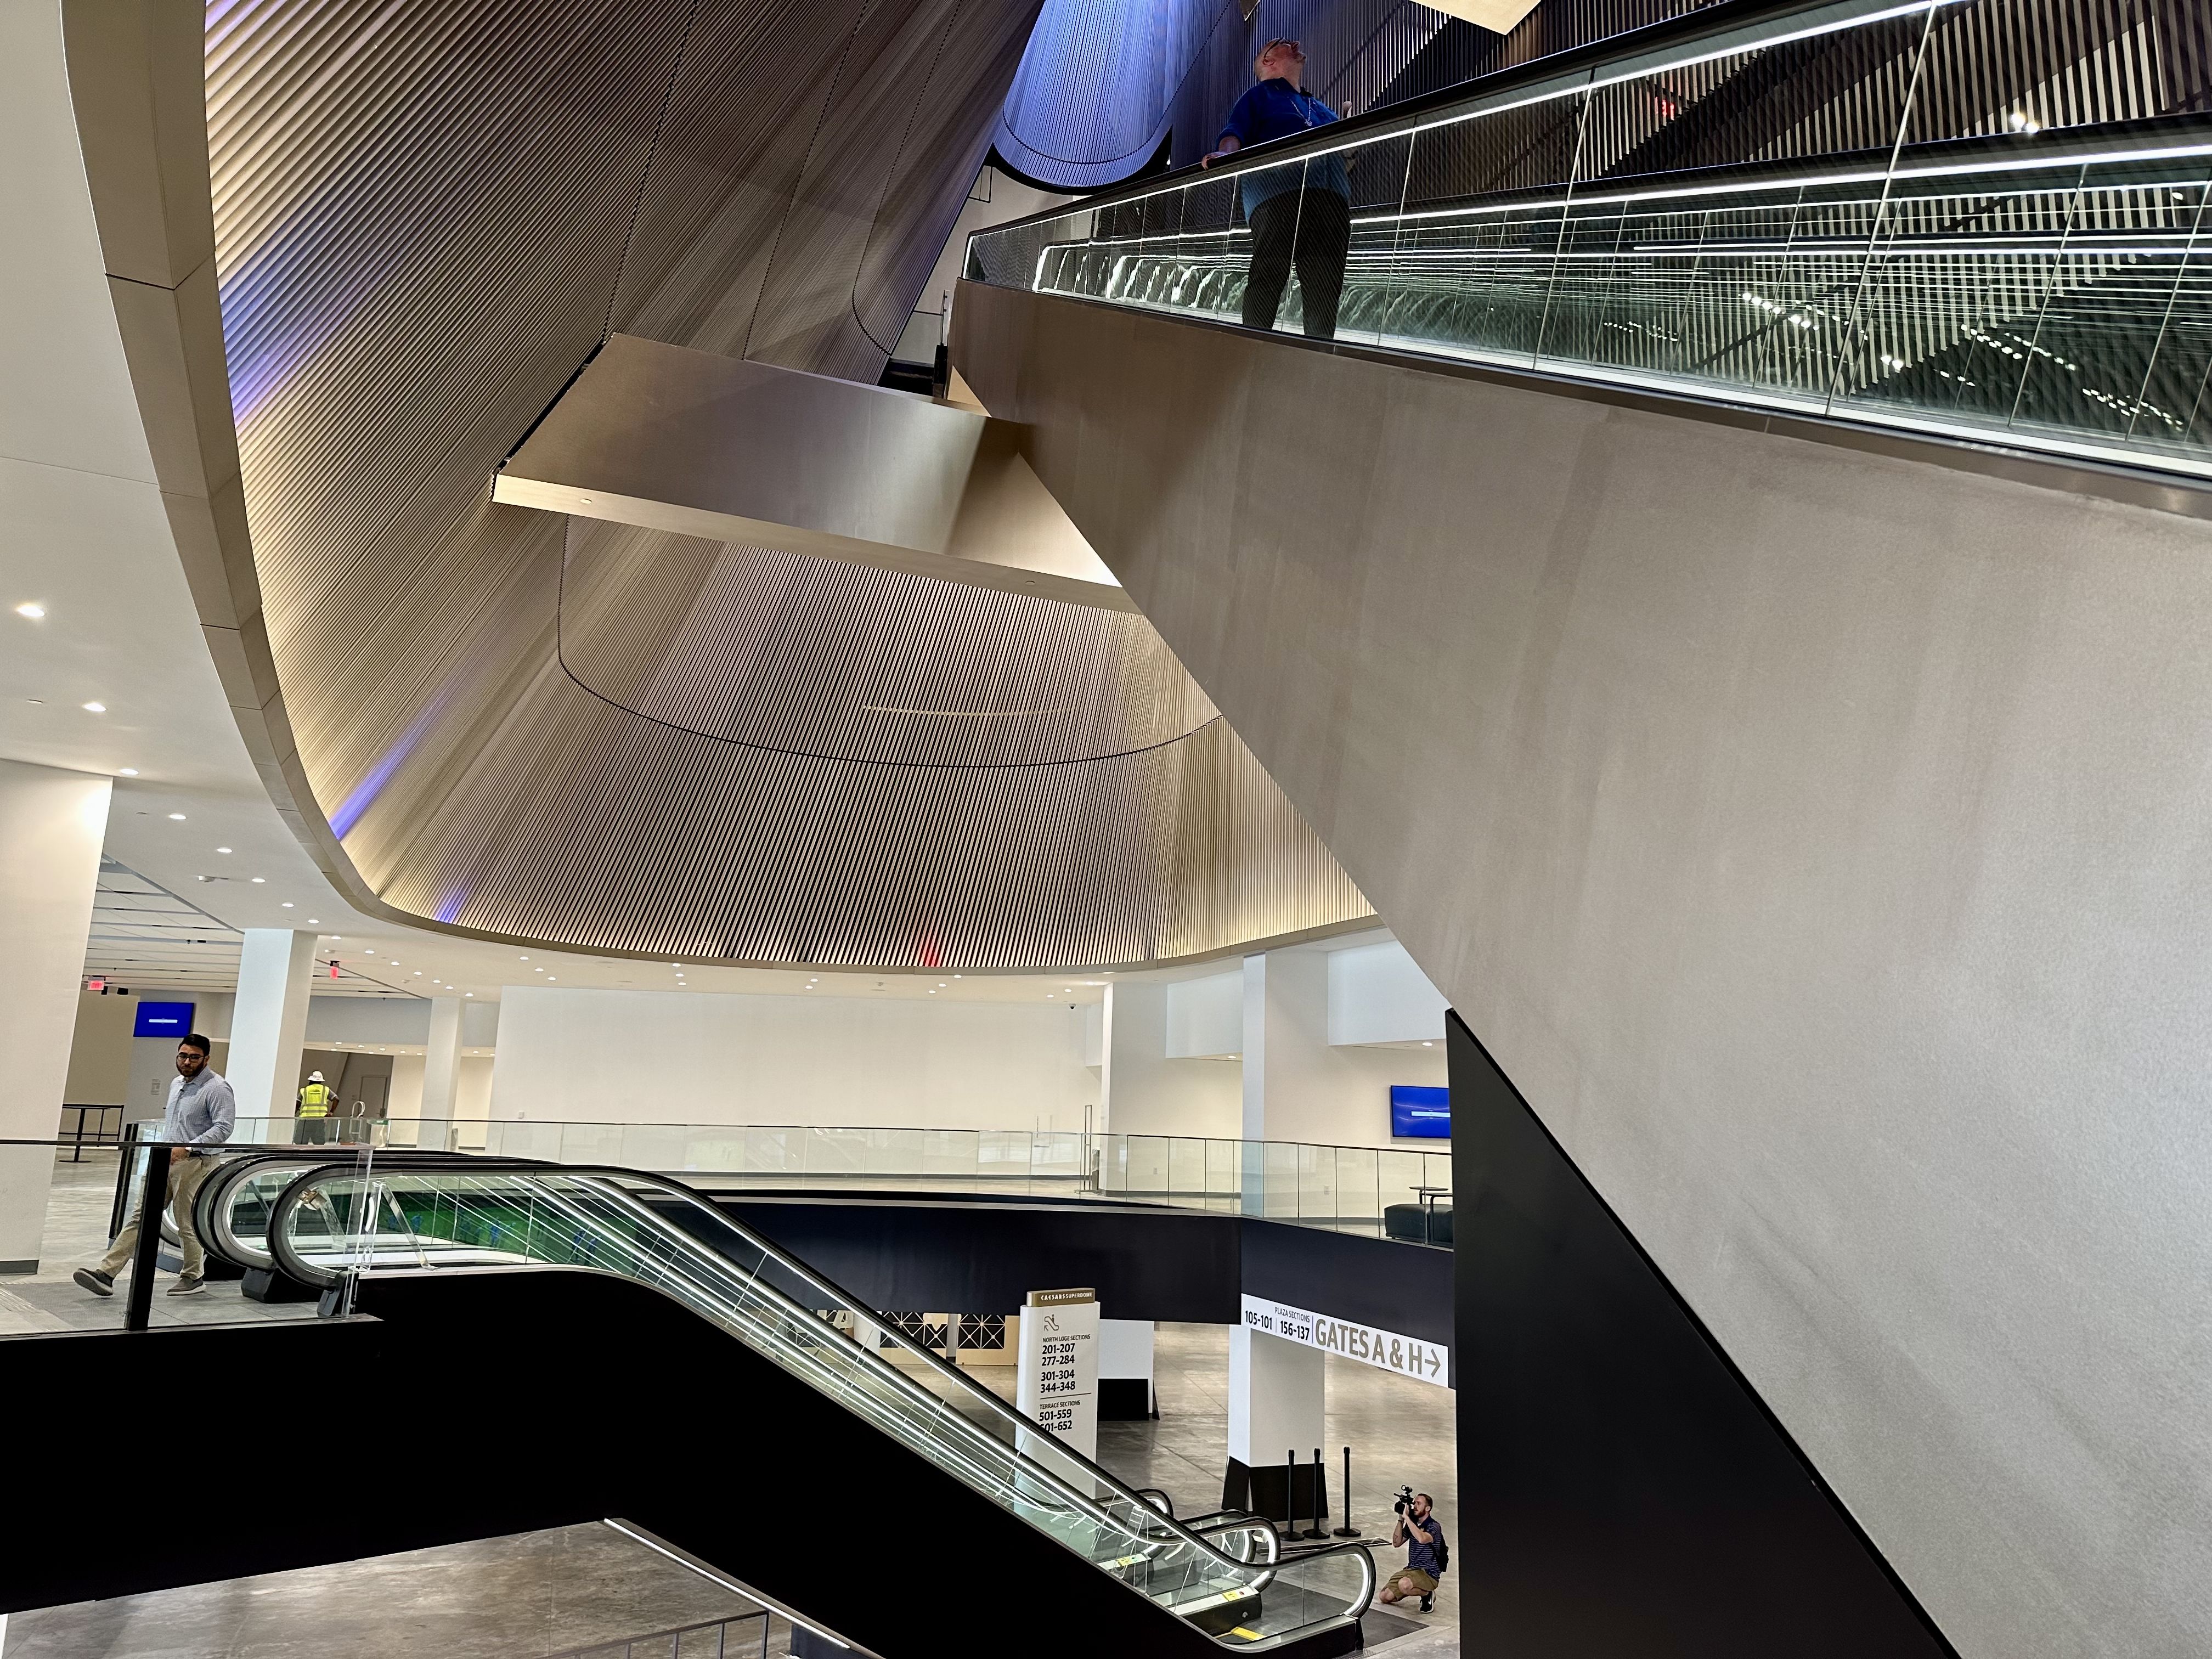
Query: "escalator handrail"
264 1159 1374 1612
194 1149 504 1272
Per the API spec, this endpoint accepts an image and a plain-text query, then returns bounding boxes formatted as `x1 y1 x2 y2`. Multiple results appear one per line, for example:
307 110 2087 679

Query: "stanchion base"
1331 1526 1361 1537
1300 1528 1327 1541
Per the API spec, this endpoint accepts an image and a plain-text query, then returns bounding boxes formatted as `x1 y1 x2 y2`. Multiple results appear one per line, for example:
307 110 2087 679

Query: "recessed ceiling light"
14 603 44 619
216 847 231 854
1422 1041 1434 1047
546 977 555 981
465 992 473 997
281 902 294 908
117 768 138 776
81 702 106 713
307 918 319 924
519 955 529 961
167 812 185 821
251 876 265 883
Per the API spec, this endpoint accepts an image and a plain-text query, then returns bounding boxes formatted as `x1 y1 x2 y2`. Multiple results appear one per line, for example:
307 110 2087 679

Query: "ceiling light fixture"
14 603 44 619
167 812 185 821
251 876 265 883
117 768 137 776
81 702 106 713
216 847 232 854
281 902 294 908
307 919 319 924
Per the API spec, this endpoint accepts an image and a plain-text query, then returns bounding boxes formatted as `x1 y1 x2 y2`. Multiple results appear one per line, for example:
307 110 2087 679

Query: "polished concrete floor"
0 1154 317 1334
4 1524 795 1659
945 1322 1457 1644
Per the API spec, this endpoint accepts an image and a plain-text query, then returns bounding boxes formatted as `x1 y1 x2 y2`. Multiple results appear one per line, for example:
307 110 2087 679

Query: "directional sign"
1240 1294 1449 1388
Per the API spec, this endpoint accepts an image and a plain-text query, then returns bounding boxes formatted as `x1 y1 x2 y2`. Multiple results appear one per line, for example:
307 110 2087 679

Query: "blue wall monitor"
1390 1084 1450 1139
133 1001 196 1039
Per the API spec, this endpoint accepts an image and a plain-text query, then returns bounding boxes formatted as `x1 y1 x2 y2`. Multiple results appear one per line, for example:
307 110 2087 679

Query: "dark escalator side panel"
1447 1012 1956 1657
0 1268 1348 1656
353 1271 1287 1659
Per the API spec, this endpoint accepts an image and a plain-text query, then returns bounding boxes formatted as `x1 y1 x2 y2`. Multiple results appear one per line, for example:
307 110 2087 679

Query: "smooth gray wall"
957 283 2212 1658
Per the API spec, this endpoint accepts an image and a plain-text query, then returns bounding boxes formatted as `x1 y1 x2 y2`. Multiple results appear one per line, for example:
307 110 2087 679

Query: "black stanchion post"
1305 1447 1328 1539
1333 1445 1359 1536
1283 1448 1298 1538
109 1120 140 1239
123 1144 171 1332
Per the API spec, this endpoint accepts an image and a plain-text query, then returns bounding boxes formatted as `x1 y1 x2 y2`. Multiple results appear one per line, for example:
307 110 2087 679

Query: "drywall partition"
489 986 1097 1131
952 281 2212 1655
1242 947 1447 1149
1105 978 1242 1138
1327 941 1447 1047
1164 969 1243 1057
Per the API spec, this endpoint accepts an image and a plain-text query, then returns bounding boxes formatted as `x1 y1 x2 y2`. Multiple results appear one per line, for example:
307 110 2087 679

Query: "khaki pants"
99 1153 218 1281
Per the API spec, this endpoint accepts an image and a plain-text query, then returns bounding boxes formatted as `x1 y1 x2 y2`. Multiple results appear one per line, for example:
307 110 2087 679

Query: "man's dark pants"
1242 188 1353 339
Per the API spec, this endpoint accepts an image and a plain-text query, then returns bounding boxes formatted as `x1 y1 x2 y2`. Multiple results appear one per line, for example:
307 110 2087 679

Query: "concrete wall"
959 281 2212 1658
488 986 1097 1131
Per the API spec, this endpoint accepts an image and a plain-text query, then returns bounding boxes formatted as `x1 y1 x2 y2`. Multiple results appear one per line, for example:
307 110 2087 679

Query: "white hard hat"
308 1070 325 1082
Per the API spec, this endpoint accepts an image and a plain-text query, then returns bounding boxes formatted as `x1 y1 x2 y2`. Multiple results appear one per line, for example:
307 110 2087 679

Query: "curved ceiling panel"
65 0 1378 971
558 521 1215 766
328 521 1364 968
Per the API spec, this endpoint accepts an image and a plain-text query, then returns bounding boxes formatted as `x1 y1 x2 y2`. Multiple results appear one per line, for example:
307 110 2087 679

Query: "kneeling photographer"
1378 1487 1446 1612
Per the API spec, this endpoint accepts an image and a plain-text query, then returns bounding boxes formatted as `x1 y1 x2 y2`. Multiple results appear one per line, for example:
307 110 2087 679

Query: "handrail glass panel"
963 0 2212 479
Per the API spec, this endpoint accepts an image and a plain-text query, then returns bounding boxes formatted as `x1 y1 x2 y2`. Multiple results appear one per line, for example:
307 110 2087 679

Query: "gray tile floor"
0 1154 316 1335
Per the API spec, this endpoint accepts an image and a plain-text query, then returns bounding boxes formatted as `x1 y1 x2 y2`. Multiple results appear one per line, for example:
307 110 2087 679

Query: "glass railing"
268 1162 1373 1649
966 0 2212 480
1103 1135 1451 1240
383 1119 1452 1243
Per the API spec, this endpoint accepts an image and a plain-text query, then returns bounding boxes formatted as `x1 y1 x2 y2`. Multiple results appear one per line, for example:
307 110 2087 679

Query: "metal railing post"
123 1142 171 1331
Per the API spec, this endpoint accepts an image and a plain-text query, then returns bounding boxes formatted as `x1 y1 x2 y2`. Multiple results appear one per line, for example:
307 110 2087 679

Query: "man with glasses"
1203 38 1353 340
74 1033 235 1299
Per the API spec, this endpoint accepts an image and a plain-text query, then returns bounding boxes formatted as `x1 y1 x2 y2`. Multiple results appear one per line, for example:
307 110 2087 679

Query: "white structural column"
226 929 317 1132
0 761 111 1271
417 995 464 1151
1228 1325 1327 1520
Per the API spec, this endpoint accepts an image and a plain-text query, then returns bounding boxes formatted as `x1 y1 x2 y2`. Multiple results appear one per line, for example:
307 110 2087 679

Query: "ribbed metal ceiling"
560 522 1215 766
198 0 1372 969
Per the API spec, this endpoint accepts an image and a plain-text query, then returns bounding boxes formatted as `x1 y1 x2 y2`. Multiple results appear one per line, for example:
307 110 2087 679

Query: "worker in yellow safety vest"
295 1071 337 1145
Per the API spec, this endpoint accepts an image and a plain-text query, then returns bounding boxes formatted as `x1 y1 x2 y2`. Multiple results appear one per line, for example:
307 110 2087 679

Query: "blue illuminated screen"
1390 1084 1450 1139
134 1001 195 1039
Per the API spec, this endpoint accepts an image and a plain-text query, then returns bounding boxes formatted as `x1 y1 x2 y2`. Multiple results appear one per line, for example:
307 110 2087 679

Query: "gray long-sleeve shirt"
160 1066 236 1147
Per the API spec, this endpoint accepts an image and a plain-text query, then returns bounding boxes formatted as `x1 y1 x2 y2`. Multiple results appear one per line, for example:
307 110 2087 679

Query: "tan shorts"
1386 1568 1437 1595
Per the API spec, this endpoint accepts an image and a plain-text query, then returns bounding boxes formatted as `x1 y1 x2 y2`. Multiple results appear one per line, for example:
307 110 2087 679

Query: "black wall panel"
1448 1011 1954 1656
721 1193 1243 1323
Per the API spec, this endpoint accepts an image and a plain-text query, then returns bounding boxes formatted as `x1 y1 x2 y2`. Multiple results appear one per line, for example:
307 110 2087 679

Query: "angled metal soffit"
61 0 1373 971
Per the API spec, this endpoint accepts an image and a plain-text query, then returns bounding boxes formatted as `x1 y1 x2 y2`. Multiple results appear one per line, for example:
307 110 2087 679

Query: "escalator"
240 1158 1373 1656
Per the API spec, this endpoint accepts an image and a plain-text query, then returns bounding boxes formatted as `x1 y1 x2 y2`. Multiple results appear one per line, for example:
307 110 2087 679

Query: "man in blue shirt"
1203 38 1354 339
74 1033 236 1299
1379 1492 1446 1613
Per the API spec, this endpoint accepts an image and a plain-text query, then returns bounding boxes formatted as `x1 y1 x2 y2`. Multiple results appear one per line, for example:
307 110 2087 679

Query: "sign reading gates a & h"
1240 1294 1448 1388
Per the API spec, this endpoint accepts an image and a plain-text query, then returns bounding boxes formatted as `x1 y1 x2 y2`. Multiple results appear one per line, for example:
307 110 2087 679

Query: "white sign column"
1016 1286 1100 1460
227 928 317 1134
0 761 111 1271
416 995 464 1150
1228 1322 1326 1521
